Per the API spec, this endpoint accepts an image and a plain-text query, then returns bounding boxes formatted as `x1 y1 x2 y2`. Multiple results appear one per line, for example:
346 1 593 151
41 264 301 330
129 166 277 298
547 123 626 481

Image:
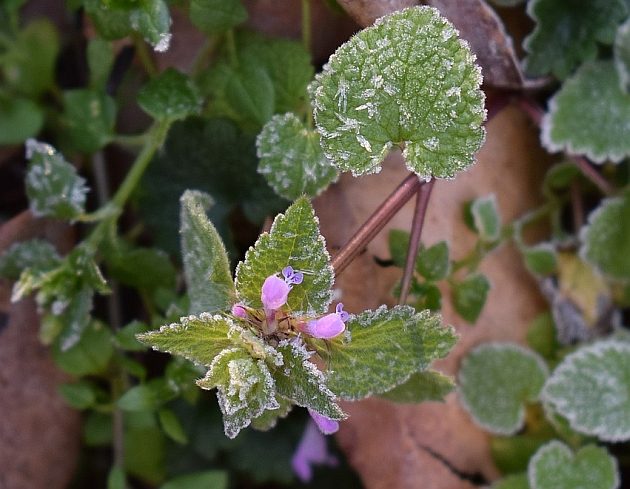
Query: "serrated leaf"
388 229 410 267
25 140 89 220
417 241 450 281
257 113 338 200
325 305 456 400
180 190 235 315
189 0 247 35
458 343 549 435
311 6 485 178
197 348 279 438
523 0 627 79
129 0 172 52
470 195 501 241
0 96 44 145
235 197 333 315
161 471 227 489
61 89 117 153
528 441 619 489
542 340 630 442
522 243 557 276
271 341 344 420
542 60 630 164
581 194 630 281
250 396 293 431
0 239 60 280
138 69 200 121
452 273 490 323
138 313 234 366
379 369 454 403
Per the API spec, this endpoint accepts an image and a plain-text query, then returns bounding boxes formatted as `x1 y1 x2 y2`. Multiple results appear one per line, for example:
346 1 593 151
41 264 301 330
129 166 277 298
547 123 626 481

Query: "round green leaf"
458 343 549 435
257 113 338 200
311 6 485 179
138 69 200 121
542 60 630 164
581 195 630 282
542 340 630 442
528 441 619 489
0 97 44 145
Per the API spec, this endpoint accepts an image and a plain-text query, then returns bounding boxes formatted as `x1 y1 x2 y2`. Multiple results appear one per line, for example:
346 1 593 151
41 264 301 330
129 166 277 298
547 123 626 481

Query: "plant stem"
399 180 435 304
133 35 158 77
301 0 312 53
332 173 424 275
191 36 218 76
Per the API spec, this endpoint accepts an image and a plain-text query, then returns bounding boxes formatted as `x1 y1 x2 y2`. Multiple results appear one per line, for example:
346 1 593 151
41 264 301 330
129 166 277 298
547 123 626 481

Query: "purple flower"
260 267 304 312
304 303 349 339
291 419 338 482
308 409 339 434
282 266 304 285
231 304 248 318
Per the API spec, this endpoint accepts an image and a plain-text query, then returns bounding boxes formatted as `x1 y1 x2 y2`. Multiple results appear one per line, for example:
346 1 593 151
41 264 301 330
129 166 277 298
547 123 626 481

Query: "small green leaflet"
83 0 133 40
470 195 501 242
0 97 44 145
542 340 630 442
417 241 450 281
523 0 627 79
452 273 490 324
129 0 172 52
325 305 456 400
0 239 60 280
522 243 557 276
235 197 333 315
257 113 339 200
180 191 235 314
311 6 485 179
158 408 188 444
615 18 630 93
458 343 548 435
581 194 630 282
528 441 619 489
189 0 247 35
117 379 178 412
197 348 279 438
53 321 114 376
541 61 630 164
137 313 234 366
62 89 117 153
138 69 201 121
25 140 89 220
58 380 99 409
379 369 454 403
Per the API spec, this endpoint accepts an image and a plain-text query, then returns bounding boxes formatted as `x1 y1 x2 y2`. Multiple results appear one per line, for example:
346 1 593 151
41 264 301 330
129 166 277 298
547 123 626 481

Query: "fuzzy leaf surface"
325 305 456 400
379 369 454 403
458 343 548 435
235 197 333 315
180 191 235 314
542 61 630 164
257 113 338 200
0 239 60 280
470 194 501 242
138 69 200 121
542 340 630 442
129 0 171 52
528 441 619 489
62 89 116 152
311 6 485 178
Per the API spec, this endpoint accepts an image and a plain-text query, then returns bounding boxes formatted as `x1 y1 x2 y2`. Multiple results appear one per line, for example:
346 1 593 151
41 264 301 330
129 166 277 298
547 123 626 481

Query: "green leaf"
528 441 619 489
180 190 235 315
0 239 60 280
615 18 630 93
379 369 454 403
2 19 59 97
411 281 442 311
492 435 547 476
124 422 166 484
53 321 113 376
250 396 293 431
542 162 581 197
452 273 490 323
88 38 114 90
58 380 98 409
417 241 450 281
25 140 88 220
526 312 558 360
61 89 117 153
107 246 176 291
271 341 344 420
158 408 189 444
541 60 630 164
138 313 234 366
325 305 456 400
470 195 501 242
161 471 227 489
522 244 557 276
84 411 113 446
458 343 549 435
523 0 627 79
388 229 410 267
138 69 201 121
542 340 630 441
107 466 126 489
235 197 334 315
491 474 529 489
0 97 44 145
311 6 485 178
129 0 172 52
83 0 133 40
118 379 178 412
581 194 630 281
196 347 279 438
257 113 338 200
56 286 95 351
189 0 247 35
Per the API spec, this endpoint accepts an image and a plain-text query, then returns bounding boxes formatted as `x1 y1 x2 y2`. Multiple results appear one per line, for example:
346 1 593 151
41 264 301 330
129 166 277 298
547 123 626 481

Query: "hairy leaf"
379 369 454 403
61 89 117 153
138 69 200 121
311 6 485 178
0 239 60 280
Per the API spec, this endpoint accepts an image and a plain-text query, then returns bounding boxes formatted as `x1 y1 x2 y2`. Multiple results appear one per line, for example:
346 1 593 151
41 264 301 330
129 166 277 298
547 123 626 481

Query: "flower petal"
261 275 290 311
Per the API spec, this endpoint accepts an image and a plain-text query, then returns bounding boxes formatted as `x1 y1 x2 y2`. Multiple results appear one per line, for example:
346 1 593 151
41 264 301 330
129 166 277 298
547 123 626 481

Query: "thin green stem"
301 0 312 53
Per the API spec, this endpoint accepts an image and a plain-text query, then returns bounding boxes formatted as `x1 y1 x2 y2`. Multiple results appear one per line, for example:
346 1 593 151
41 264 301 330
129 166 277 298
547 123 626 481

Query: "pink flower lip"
231 304 248 318
308 409 339 435
261 275 291 311
304 303 349 339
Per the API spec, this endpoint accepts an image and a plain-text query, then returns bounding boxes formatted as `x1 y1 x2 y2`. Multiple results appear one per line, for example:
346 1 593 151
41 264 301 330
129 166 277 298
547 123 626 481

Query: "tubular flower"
304 303 349 339
308 409 340 435
261 266 304 312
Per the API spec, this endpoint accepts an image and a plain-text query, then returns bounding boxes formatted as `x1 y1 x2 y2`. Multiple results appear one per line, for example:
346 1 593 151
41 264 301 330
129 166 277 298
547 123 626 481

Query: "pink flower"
308 409 339 434
231 304 248 318
260 266 304 312
291 419 338 482
305 303 349 339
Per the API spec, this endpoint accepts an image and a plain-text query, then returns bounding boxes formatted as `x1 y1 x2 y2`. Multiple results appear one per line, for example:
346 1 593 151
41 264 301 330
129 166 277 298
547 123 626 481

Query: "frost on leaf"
272 340 345 421
129 0 172 52
137 313 234 366
0 239 61 281
580 194 630 282
197 347 279 438
257 113 338 200
180 190 235 314
523 0 627 79
458 343 548 435
614 18 630 93
325 305 456 401
470 194 501 242
311 6 485 179
541 61 630 164
25 139 88 220
235 197 333 315
250 395 293 431
542 340 630 442
138 69 200 121
528 441 619 489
